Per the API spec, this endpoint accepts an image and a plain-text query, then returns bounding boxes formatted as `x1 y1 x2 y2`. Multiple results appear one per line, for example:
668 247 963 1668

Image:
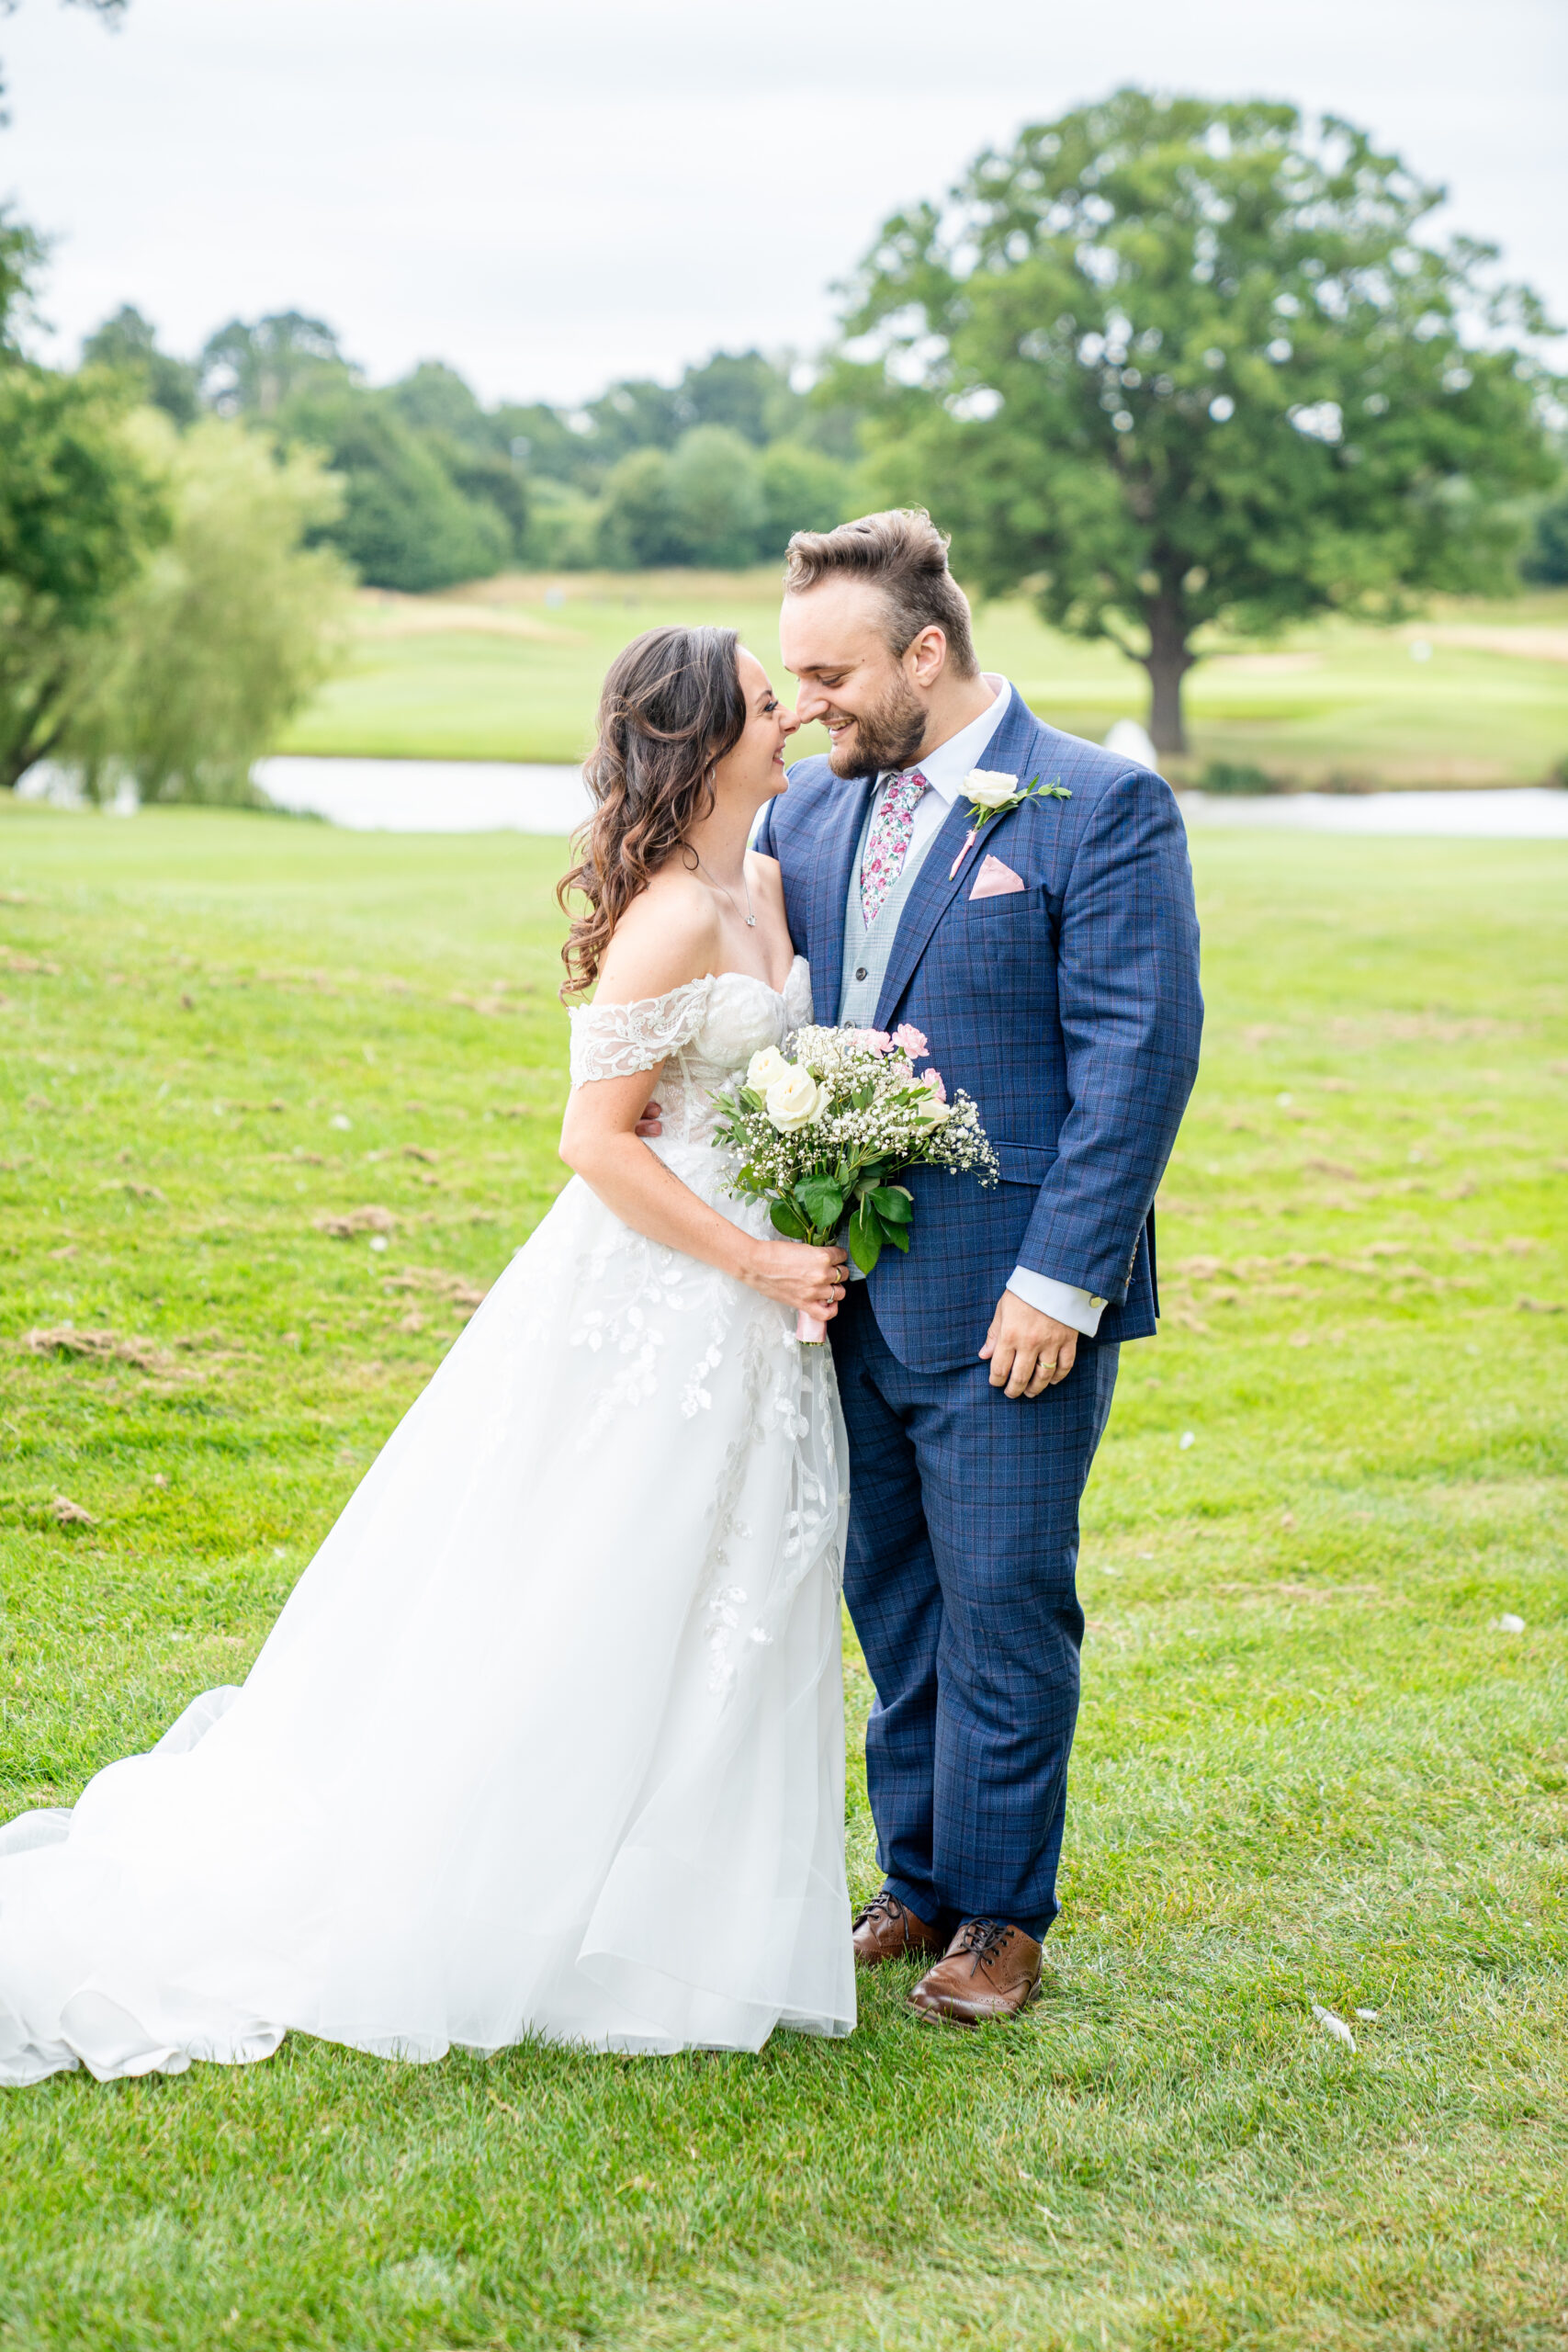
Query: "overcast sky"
4 0 1563 405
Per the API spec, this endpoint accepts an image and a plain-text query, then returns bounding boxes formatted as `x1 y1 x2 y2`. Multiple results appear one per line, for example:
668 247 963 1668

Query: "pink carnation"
923 1069 948 1102
892 1023 929 1058
852 1027 892 1055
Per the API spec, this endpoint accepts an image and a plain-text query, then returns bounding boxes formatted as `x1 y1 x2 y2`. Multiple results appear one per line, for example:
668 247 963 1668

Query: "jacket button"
855 967 868 982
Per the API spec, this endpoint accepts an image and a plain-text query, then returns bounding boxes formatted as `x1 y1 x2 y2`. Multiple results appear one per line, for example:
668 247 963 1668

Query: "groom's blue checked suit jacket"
754 686 1203 1373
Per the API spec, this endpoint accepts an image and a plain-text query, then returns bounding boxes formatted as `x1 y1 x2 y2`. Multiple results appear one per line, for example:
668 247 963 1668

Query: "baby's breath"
709 1024 998 1272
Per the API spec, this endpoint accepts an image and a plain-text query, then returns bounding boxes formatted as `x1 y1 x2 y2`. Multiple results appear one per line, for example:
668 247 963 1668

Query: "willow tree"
837 91 1560 753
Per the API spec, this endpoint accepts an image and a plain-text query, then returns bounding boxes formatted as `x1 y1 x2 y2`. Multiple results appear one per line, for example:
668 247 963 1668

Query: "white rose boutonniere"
949 767 1073 878
961 769 1021 810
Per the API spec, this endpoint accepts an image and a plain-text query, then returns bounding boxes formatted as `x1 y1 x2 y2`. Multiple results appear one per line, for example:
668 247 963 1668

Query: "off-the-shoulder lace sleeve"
568 975 715 1084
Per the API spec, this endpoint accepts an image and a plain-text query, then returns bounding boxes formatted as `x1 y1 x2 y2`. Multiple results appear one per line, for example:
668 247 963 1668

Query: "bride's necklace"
696 858 756 928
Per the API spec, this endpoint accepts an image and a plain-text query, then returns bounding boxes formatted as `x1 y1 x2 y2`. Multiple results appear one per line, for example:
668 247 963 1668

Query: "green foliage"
80 304 200 426
0 364 169 790
60 415 352 804
383 358 499 454
840 90 1562 751
1522 481 1568 584
666 423 767 566
760 438 853 545
681 346 802 447
0 813 1564 2346
200 311 349 419
595 429 852 571
0 207 45 349
1199 757 1282 794
66 300 843 581
595 445 681 569
280 382 511 593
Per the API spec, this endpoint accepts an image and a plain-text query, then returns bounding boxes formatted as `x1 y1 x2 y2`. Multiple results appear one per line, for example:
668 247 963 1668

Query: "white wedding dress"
0 956 854 2084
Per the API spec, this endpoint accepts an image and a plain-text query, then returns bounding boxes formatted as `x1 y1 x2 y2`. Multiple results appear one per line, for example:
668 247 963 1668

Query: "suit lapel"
806 775 872 1023
873 687 1044 1030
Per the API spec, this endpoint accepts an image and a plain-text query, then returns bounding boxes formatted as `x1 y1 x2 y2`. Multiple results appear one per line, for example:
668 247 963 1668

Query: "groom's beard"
826 674 927 781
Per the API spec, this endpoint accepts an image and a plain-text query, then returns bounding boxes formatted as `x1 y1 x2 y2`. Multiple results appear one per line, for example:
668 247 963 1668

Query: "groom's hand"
980 1295 1078 1398
634 1097 663 1138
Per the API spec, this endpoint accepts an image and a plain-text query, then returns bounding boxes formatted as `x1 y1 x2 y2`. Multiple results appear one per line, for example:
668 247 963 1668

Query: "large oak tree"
837 91 1561 753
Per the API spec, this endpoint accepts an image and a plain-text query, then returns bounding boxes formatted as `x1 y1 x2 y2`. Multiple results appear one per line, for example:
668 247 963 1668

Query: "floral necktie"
860 769 930 927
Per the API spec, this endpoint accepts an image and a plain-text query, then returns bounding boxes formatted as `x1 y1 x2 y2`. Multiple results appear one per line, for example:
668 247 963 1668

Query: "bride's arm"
557 905 848 1324
560 1068 846 1322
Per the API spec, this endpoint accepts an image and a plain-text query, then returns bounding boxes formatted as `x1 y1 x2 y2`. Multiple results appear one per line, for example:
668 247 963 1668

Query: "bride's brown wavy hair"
558 625 747 998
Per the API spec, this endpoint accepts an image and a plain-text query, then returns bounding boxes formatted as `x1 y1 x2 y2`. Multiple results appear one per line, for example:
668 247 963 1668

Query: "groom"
756 511 1202 2024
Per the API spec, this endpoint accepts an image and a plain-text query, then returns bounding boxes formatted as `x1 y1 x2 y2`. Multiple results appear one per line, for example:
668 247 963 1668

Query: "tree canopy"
62 414 351 803
838 90 1562 751
0 361 168 788
82 304 200 425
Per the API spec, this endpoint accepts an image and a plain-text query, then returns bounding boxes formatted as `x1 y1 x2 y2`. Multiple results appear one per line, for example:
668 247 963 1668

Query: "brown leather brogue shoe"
907 1917 1043 2026
851 1889 945 1968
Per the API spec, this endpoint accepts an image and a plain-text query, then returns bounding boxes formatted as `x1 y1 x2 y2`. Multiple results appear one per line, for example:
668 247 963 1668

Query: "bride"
0 626 855 2083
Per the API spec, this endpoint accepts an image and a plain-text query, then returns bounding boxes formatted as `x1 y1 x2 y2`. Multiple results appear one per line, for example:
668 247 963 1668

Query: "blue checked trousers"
831 1287 1119 1940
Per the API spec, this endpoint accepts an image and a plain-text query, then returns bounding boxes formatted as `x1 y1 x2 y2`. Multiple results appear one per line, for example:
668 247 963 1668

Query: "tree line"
81 310 862 590
1 82 1562 797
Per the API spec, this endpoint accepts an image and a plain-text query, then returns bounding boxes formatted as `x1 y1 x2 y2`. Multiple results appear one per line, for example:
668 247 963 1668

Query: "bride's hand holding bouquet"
712 1023 999 1342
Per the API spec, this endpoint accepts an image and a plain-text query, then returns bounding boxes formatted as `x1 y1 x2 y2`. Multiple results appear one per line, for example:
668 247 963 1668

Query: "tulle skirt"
0 1149 854 2083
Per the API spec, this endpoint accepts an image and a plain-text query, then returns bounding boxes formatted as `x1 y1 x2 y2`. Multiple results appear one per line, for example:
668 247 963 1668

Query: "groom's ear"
906 626 951 688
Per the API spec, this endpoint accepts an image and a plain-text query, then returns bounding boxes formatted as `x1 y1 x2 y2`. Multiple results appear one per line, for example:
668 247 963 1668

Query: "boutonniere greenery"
949 769 1071 880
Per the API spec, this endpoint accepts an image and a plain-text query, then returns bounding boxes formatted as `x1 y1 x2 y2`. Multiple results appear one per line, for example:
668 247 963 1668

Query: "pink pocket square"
969 854 1026 899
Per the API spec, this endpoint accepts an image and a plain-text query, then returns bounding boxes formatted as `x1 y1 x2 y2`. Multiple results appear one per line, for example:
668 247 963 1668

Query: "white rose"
746 1045 792 1092
963 768 1019 809
765 1067 827 1133
912 1084 953 1125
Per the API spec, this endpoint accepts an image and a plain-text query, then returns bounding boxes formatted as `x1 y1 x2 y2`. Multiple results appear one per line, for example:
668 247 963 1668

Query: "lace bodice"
569 956 813 1148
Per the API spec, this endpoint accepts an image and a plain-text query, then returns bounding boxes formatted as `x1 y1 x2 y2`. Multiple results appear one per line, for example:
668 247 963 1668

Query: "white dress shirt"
869 675 1108 1340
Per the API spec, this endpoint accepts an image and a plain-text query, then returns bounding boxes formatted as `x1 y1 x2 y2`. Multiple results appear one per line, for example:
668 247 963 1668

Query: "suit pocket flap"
994 1140 1058 1186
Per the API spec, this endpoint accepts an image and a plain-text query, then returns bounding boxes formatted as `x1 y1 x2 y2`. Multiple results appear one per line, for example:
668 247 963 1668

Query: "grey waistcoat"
837 787 948 1025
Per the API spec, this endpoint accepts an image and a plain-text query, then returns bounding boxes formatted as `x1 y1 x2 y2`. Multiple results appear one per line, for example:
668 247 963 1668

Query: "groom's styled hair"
783 509 979 679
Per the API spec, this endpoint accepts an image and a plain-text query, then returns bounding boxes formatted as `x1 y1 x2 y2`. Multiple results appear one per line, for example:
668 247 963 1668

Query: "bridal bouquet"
710 1023 998 1342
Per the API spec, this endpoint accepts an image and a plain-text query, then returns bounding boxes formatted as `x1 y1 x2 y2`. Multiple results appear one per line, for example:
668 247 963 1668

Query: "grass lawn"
1 802 1565 2350
276 572 1568 790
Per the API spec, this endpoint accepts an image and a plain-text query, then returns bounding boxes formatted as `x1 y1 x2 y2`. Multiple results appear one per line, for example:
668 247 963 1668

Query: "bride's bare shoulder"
591 871 721 1008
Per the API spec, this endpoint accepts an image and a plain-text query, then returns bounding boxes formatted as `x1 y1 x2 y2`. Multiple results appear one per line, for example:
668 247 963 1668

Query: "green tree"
680 350 800 447
666 425 766 568
281 382 510 591
759 441 852 550
201 311 349 418
0 209 44 348
0 364 168 790
1521 480 1568 584
582 379 685 467
62 415 351 803
839 91 1562 752
596 447 680 569
81 304 200 425
386 359 500 453
385 364 529 559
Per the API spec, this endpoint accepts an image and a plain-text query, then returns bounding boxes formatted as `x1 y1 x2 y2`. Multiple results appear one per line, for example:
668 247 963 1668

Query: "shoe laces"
852 1891 907 1932
953 1917 1015 1973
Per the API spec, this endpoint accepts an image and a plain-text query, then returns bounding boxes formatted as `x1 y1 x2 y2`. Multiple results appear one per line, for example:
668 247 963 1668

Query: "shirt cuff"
1006 1266 1107 1337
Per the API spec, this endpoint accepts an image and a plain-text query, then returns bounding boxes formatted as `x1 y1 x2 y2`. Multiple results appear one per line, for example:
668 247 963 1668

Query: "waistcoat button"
855 966 868 982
